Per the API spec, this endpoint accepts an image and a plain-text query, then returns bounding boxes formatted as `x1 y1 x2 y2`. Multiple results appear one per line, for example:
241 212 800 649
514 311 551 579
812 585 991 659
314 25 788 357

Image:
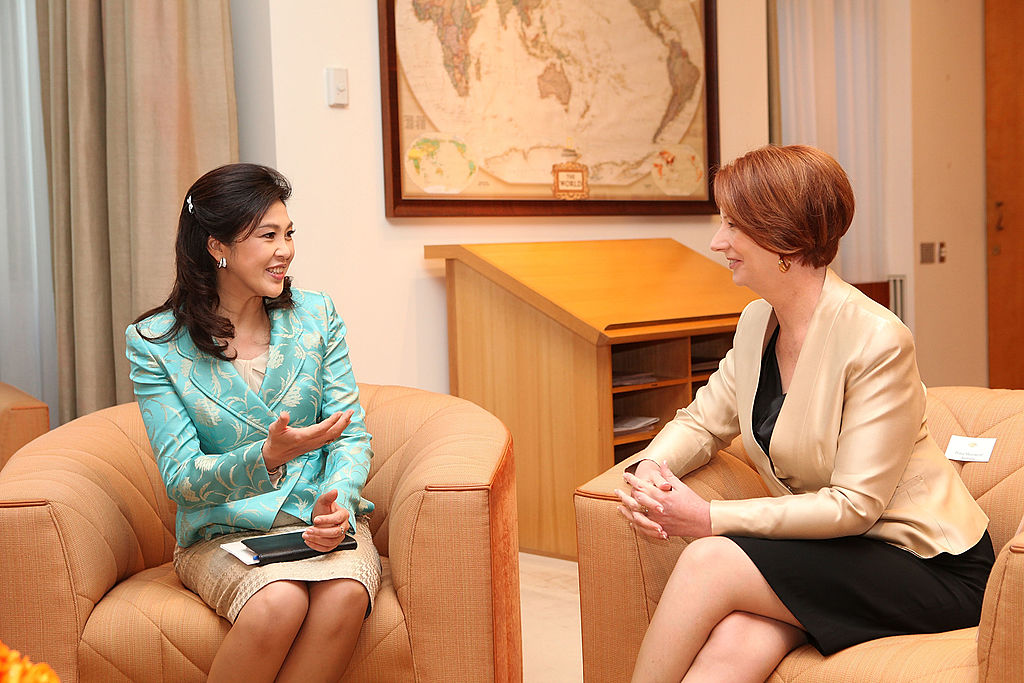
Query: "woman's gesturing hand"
302 489 351 551
262 409 352 471
616 460 713 540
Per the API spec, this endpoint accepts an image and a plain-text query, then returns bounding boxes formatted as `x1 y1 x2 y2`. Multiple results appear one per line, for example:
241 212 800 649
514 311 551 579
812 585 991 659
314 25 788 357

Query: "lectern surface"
425 239 755 337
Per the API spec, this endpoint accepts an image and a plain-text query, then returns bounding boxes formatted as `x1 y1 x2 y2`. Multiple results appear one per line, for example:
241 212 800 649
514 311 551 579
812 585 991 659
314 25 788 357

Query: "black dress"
727 326 994 655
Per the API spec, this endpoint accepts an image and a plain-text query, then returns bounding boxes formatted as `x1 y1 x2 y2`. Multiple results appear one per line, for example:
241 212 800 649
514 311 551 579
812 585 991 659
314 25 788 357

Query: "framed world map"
378 0 719 217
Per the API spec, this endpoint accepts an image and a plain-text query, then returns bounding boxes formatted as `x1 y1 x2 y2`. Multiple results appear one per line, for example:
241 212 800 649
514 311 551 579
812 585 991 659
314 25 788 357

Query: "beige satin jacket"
627 269 988 558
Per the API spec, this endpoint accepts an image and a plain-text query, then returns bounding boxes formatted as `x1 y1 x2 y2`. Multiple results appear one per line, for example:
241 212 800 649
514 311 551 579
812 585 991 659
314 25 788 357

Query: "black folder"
241 530 357 565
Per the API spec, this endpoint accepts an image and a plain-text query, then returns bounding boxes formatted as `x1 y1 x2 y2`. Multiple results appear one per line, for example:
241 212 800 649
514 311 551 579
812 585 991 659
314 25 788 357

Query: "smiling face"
709 213 780 293
209 200 294 303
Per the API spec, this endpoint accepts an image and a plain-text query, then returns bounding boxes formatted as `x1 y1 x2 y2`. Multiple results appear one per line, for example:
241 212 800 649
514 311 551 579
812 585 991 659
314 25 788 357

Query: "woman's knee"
676 536 743 572
238 580 309 640
671 537 772 607
310 579 369 620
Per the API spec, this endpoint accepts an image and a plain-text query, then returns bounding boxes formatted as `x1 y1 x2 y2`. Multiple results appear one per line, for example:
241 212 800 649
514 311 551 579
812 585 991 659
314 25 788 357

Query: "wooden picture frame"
378 0 720 217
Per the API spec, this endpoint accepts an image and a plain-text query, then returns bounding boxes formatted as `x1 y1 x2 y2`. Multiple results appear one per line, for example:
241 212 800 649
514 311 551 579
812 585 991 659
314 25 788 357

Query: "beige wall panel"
910 0 987 386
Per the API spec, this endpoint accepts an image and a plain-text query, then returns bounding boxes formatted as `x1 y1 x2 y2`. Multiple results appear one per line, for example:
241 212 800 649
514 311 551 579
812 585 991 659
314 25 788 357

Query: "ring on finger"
639 505 649 515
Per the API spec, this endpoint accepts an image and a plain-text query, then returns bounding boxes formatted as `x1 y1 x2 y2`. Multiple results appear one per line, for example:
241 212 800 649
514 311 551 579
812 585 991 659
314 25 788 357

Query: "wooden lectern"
425 239 756 558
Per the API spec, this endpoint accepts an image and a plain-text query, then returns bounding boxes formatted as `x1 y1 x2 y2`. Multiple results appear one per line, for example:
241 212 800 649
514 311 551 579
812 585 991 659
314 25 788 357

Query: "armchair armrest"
359 386 521 683
977 528 1024 682
574 449 769 683
0 404 175 675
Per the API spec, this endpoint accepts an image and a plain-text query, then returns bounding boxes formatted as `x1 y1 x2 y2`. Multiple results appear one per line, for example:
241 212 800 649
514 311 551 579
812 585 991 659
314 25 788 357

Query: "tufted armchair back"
924 386 1024 552
0 403 176 579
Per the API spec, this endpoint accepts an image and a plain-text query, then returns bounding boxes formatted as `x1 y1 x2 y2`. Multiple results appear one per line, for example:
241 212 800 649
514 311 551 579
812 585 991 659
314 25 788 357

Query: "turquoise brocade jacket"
125 289 373 548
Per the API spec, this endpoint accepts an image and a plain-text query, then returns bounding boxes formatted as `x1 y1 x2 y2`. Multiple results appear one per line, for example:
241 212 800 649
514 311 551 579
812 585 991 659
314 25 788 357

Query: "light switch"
325 67 348 107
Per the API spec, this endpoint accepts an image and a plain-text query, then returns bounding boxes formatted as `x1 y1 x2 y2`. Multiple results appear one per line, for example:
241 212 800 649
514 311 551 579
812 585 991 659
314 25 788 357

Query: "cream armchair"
0 384 521 682
575 386 1024 682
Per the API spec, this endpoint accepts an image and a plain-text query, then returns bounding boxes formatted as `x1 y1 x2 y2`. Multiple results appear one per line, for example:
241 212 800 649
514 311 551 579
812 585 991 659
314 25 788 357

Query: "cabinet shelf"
611 377 688 394
611 374 716 394
613 429 659 446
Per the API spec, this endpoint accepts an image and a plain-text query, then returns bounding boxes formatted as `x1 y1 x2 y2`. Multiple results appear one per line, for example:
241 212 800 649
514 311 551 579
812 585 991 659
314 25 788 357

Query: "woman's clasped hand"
615 460 712 540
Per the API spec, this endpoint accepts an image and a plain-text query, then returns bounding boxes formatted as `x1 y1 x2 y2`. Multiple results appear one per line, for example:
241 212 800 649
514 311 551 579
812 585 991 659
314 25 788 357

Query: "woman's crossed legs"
632 536 806 683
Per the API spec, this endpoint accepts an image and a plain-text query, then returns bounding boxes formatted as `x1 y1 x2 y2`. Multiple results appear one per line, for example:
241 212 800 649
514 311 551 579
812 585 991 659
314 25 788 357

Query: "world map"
404 134 478 194
395 0 708 199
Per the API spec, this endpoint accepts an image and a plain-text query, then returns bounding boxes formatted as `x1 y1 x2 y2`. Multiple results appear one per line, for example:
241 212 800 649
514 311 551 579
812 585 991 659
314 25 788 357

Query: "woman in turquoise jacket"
126 163 379 682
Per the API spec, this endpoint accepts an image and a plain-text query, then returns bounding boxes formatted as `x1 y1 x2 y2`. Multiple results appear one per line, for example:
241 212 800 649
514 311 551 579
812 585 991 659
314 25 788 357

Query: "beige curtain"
36 0 238 422
774 0 888 284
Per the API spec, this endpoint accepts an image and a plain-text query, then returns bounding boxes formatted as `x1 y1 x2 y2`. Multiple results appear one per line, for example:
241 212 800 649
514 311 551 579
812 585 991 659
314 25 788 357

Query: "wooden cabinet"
425 239 755 558
610 332 733 461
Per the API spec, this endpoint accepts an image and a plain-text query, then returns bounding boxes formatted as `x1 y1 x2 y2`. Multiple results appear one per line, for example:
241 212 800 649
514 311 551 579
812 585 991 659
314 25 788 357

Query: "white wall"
232 0 770 393
909 0 988 387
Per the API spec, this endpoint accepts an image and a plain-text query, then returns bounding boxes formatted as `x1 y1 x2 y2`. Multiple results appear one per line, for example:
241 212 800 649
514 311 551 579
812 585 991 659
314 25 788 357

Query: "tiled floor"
519 552 583 682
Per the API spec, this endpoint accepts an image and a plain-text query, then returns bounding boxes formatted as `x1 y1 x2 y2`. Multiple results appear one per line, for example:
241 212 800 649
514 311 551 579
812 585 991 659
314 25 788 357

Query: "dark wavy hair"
134 163 294 360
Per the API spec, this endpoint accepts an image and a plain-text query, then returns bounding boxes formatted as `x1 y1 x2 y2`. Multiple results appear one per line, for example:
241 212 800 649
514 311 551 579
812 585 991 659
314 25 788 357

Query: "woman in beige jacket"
617 145 992 682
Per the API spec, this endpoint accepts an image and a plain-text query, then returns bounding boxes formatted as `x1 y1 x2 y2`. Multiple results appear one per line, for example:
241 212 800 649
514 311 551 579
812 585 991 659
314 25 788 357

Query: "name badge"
944 435 996 462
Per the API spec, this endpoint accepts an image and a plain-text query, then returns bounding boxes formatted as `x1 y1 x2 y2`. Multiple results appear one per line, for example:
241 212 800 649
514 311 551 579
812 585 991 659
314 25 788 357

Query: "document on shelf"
612 372 658 387
690 358 721 373
613 416 659 435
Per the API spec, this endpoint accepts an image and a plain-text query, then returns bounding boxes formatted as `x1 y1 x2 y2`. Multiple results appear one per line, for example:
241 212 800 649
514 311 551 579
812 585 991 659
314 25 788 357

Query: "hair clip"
186 195 194 215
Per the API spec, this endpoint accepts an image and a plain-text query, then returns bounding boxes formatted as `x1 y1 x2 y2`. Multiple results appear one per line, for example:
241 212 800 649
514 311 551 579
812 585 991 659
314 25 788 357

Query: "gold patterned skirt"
173 516 381 623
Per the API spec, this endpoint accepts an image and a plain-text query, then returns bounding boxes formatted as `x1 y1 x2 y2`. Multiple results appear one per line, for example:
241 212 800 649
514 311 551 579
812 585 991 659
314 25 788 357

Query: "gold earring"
777 256 790 273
